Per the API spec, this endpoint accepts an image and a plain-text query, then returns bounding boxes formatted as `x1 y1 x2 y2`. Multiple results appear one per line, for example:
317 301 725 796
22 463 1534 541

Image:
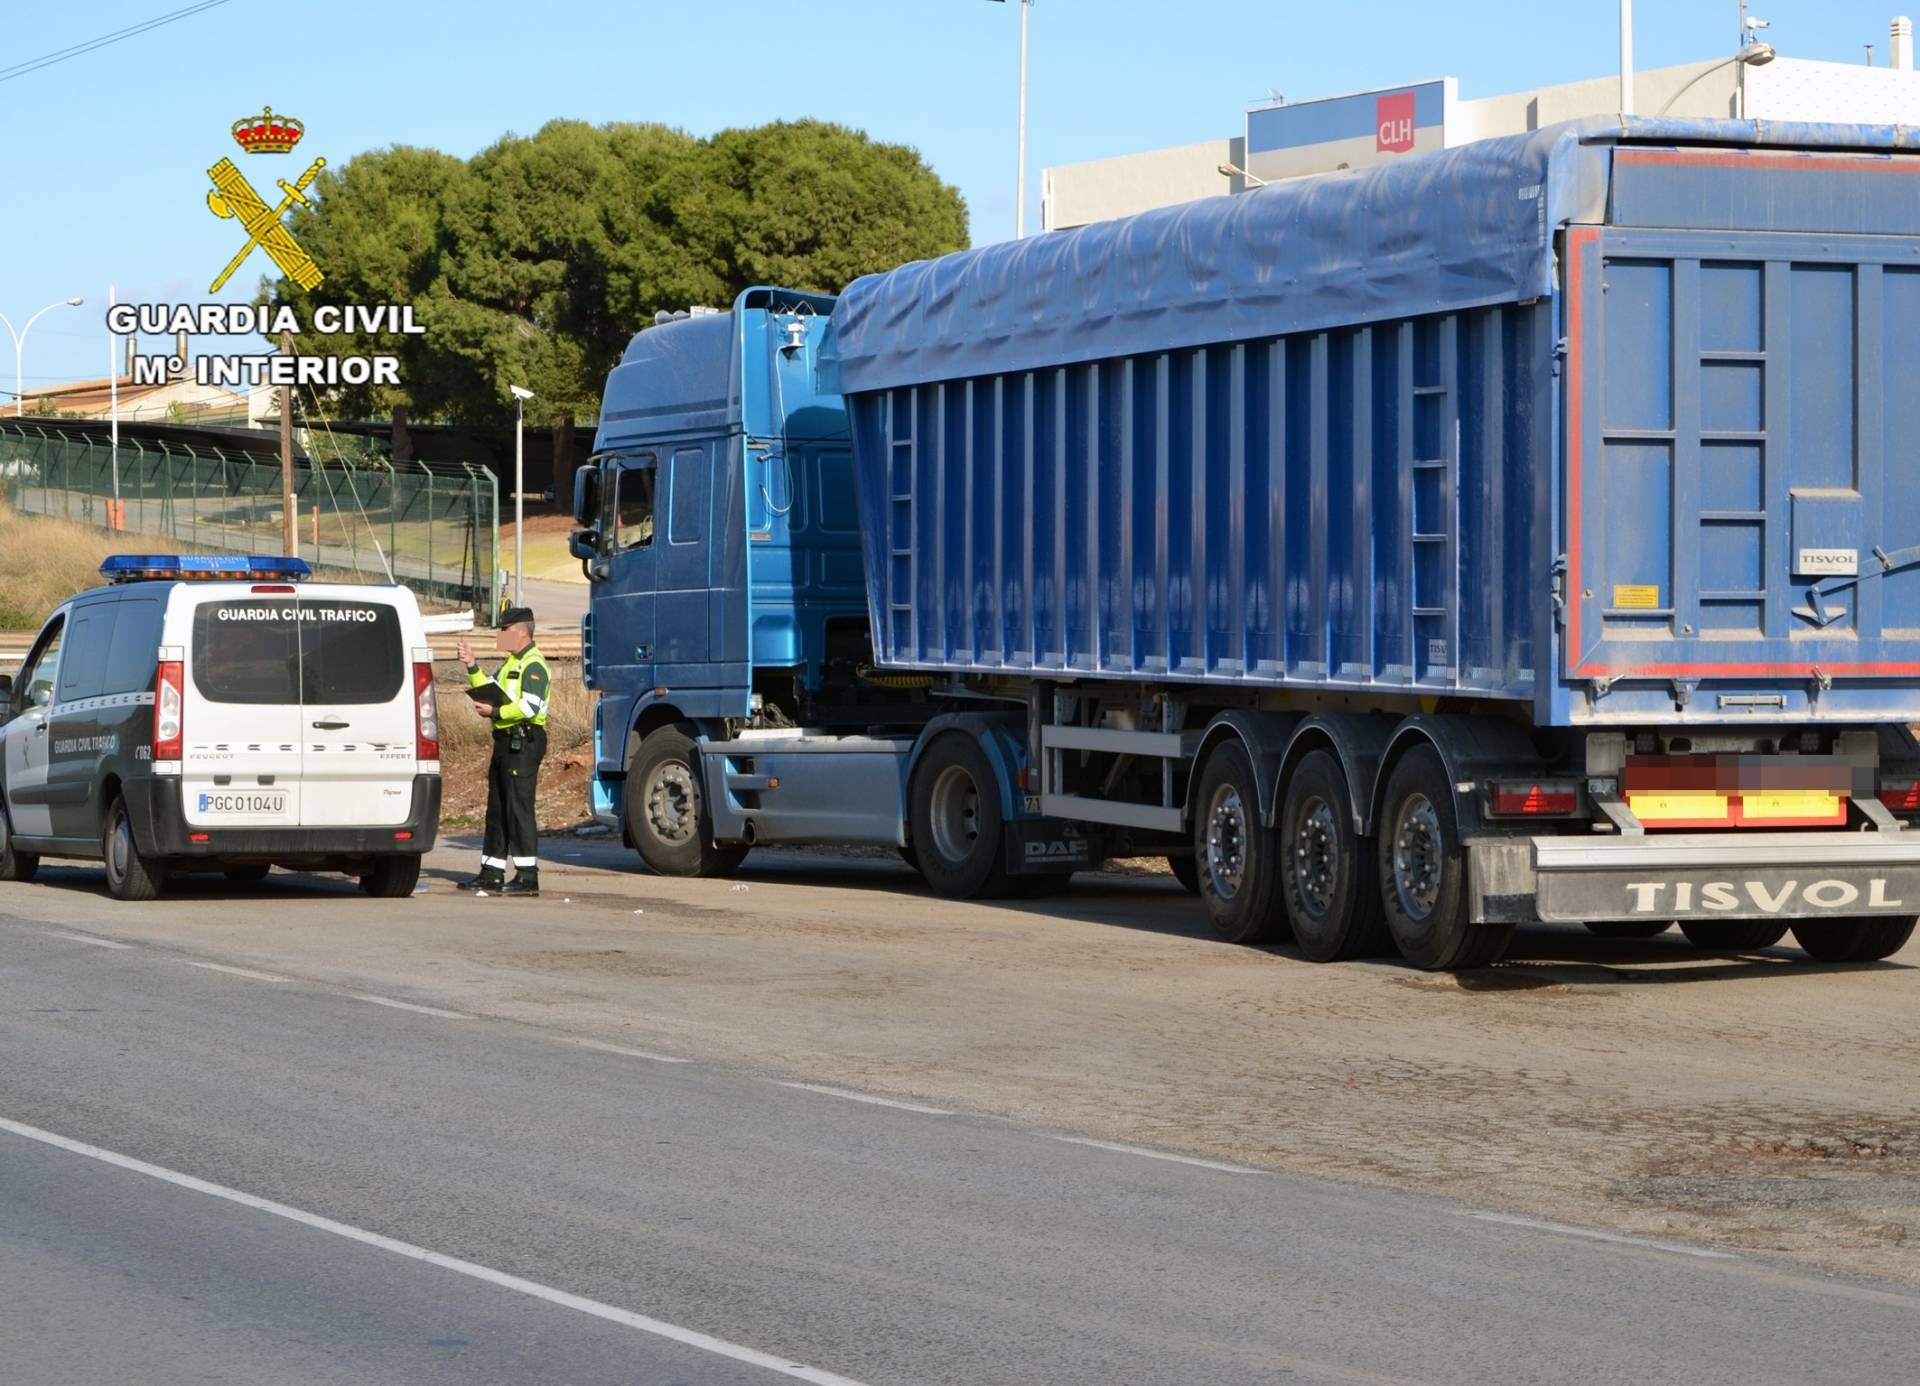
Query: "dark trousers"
481 725 547 874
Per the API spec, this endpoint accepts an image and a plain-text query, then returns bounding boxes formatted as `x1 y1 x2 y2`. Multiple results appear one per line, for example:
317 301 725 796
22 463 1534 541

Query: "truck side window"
613 460 657 552
17 616 65 710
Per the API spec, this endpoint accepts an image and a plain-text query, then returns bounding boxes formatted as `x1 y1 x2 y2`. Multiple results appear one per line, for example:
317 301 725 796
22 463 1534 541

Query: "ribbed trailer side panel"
849 304 1552 702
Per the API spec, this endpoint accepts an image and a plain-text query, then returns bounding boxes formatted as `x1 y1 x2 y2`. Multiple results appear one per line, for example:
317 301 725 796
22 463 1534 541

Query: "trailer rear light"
1489 781 1580 817
413 661 439 761
1879 780 1920 812
154 659 185 763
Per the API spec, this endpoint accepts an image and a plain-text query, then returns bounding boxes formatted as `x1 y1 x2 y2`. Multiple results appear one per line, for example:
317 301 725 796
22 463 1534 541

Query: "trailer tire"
1377 746 1511 970
907 732 1011 899
1677 919 1788 952
1789 917 1916 963
1167 853 1200 895
1584 920 1672 939
1280 749 1390 961
0 806 38 884
627 724 750 879
1192 740 1291 946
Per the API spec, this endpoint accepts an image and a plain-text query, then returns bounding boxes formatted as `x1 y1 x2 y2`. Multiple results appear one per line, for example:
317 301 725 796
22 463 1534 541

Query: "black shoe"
501 873 540 898
458 872 506 892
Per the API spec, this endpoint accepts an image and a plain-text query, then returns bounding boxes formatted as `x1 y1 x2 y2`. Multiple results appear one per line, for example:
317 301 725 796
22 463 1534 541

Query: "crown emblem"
231 106 303 155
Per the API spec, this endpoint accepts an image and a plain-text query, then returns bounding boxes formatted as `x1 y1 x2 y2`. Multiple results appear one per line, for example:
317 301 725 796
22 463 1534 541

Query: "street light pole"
1016 0 1030 238
510 384 534 608
0 295 84 418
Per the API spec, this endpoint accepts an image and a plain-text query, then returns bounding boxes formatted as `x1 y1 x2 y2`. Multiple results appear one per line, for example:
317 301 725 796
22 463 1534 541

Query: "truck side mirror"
572 466 601 527
568 528 598 562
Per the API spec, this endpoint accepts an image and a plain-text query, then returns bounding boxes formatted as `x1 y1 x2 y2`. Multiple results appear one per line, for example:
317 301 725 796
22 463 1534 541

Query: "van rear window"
191 600 403 705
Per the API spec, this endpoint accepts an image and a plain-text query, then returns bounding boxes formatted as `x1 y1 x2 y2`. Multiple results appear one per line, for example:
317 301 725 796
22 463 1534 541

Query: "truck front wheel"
1790 917 1916 963
1377 747 1511 970
627 725 749 878
1192 741 1290 945
908 732 1011 899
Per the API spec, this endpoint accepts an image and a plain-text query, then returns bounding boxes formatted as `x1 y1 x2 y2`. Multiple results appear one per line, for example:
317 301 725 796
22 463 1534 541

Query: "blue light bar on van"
99 555 314 583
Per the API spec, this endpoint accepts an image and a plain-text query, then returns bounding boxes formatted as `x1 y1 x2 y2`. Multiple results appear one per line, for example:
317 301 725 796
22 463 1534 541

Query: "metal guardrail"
0 422 501 618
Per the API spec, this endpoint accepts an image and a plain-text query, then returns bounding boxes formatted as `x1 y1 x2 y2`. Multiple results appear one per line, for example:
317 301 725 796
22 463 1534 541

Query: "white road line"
0 1115 868 1386
1464 1211 1738 1261
778 1082 953 1116
567 1038 691 1064
1053 1136 1265 1175
45 931 134 950
347 995 471 1020
178 960 290 984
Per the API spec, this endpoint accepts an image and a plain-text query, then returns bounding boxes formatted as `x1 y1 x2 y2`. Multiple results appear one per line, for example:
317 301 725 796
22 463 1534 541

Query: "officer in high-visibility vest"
456 606 550 896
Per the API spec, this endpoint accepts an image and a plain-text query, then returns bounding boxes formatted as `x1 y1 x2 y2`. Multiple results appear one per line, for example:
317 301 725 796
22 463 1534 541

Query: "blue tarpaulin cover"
820 116 1920 395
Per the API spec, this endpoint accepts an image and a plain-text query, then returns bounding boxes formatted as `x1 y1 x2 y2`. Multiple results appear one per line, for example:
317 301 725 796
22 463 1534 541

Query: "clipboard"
467 680 510 708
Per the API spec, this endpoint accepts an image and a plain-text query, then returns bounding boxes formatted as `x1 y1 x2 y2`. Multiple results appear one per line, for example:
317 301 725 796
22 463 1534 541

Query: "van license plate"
196 791 289 817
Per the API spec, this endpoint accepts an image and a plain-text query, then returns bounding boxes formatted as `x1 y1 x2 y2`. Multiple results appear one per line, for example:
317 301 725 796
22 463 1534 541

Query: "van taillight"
414 662 439 761
154 660 184 762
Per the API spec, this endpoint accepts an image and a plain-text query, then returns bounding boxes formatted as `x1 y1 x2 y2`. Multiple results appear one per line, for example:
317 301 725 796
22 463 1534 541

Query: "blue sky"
1 0 1908 392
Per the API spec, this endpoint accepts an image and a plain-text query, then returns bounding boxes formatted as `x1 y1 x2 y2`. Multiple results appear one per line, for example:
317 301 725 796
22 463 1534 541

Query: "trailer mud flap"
1005 819 1096 875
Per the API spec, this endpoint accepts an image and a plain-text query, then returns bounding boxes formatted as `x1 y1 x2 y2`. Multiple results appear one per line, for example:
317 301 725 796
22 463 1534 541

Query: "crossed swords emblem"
205 155 327 294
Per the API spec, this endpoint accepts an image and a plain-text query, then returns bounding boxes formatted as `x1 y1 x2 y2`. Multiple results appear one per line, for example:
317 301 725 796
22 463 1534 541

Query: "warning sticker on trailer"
1611 585 1661 610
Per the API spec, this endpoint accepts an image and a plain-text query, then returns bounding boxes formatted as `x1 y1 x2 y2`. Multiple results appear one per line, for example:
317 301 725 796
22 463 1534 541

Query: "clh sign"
1376 91 1416 154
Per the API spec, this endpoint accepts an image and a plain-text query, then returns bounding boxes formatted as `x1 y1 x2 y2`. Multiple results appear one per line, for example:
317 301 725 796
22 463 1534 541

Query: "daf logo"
1024 840 1086 861
1625 879 1906 913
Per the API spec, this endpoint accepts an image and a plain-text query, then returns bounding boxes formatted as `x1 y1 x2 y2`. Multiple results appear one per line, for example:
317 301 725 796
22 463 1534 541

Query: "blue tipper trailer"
571 117 1920 970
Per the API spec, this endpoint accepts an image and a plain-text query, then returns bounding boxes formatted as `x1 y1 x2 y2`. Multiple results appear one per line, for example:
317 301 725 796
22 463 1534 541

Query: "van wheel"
360 855 421 898
1280 749 1390 961
1789 917 1916 963
627 724 749 878
908 732 1011 899
1193 740 1290 945
0 808 38 883
102 796 163 902
1377 747 1511 970
1677 919 1788 951
225 864 271 885
1585 920 1672 939
1167 853 1200 895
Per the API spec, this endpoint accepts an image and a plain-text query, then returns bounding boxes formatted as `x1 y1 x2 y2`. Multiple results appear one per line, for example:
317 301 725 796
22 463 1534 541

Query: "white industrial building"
1043 16 1920 231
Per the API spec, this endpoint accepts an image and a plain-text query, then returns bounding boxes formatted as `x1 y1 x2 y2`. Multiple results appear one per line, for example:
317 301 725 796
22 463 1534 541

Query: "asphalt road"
3 915 1916 1385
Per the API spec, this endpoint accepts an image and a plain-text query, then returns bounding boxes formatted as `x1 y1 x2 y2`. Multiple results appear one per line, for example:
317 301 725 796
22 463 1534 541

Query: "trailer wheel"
1584 920 1672 939
1676 919 1788 951
627 724 750 878
907 732 1011 899
1789 917 1916 963
1377 746 1511 970
1192 740 1291 945
1280 749 1389 962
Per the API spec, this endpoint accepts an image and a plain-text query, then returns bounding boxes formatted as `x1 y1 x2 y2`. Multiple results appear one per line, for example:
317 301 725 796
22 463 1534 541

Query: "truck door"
598 453 659 699
2 613 65 838
1563 226 1920 706
296 595 413 827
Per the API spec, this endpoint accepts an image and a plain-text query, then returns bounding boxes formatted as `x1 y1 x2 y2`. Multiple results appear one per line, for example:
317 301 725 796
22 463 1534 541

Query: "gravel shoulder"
8 838 1918 1283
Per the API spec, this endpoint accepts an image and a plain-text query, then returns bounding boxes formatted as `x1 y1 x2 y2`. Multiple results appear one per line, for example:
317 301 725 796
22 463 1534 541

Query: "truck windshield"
191 599 403 705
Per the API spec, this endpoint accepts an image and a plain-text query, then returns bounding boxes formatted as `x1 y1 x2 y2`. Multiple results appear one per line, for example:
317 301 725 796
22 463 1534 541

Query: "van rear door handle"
311 719 350 730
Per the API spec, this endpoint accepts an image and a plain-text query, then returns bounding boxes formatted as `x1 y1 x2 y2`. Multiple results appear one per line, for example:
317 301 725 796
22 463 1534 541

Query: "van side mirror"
572 466 601 527
0 673 11 722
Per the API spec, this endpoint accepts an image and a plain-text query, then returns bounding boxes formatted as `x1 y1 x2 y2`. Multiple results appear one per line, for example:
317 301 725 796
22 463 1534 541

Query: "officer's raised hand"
456 639 474 667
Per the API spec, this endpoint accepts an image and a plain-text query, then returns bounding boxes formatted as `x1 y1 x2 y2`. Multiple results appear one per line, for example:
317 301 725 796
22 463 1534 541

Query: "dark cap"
500 605 536 629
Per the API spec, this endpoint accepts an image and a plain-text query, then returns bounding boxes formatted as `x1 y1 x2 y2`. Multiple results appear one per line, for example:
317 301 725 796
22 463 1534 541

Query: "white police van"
0 555 441 899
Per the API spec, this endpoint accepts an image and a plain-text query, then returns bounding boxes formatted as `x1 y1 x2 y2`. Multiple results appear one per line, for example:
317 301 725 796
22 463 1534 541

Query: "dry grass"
0 495 172 629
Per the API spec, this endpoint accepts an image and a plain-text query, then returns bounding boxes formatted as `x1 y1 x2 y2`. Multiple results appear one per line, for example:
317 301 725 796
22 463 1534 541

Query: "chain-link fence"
0 422 499 618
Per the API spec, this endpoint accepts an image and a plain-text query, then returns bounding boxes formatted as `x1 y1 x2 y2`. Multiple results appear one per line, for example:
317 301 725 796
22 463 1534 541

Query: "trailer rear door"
1563 224 1920 704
